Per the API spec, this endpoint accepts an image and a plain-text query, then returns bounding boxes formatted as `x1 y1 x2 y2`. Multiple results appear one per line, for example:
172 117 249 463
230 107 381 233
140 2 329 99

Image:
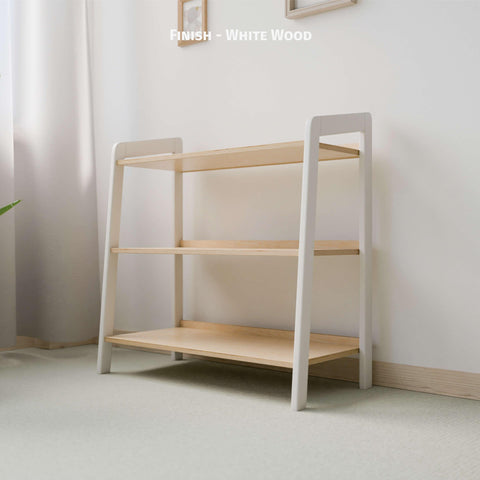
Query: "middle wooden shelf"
112 240 360 257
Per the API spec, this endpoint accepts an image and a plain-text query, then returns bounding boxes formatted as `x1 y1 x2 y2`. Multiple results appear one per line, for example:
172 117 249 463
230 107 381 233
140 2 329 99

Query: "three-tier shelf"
97 113 372 411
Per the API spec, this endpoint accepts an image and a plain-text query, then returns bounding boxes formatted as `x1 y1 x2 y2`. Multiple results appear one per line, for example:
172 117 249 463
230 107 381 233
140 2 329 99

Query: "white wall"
91 0 480 373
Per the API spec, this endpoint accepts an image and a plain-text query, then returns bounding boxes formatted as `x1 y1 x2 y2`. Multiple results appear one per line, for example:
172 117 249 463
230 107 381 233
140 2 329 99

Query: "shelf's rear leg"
172 166 183 361
359 117 373 389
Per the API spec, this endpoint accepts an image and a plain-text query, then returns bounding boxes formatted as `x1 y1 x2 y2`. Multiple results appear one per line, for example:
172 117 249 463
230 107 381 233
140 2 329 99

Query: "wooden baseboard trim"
0 335 98 351
0 330 129 352
371 360 480 401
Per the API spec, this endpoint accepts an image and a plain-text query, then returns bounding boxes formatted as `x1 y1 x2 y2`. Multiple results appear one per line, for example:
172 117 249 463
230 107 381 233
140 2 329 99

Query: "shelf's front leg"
97 145 125 373
291 117 321 411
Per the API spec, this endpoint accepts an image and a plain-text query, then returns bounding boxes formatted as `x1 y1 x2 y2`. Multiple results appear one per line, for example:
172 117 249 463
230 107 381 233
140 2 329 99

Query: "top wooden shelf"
117 141 360 173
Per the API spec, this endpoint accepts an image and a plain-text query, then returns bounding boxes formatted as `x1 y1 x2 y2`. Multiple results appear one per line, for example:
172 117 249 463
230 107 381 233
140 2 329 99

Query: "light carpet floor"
1 345 479 480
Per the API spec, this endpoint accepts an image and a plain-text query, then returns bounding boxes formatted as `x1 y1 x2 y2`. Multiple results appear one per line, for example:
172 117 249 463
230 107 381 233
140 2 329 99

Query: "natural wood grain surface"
111 240 360 257
105 322 359 368
117 141 359 172
180 320 359 346
372 361 480 401
311 359 480 401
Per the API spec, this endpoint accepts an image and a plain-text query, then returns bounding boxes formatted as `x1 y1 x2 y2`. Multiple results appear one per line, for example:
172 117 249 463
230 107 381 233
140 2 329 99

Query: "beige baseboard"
0 331 127 352
371 360 480 401
2 335 478 401
0 335 98 351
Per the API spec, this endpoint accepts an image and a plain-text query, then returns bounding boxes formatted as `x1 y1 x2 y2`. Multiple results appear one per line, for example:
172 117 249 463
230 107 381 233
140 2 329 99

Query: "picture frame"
178 0 208 47
285 0 356 19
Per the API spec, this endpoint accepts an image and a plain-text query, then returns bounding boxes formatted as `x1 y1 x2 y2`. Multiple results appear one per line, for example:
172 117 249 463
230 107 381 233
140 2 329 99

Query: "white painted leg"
97 145 125 374
172 170 183 361
291 113 373 407
359 117 373 389
97 138 184 370
291 118 320 411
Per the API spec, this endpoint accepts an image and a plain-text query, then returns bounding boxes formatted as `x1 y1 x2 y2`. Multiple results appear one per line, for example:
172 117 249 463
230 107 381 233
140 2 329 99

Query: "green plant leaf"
0 200 21 216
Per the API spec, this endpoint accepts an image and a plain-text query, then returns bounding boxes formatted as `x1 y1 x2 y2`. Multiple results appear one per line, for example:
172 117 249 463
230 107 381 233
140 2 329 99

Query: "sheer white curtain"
0 0 16 347
0 0 100 347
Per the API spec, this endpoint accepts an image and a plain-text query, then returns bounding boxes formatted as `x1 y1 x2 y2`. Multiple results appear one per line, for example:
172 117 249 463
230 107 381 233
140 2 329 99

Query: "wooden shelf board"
117 141 359 172
112 240 360 257
105 321 359 368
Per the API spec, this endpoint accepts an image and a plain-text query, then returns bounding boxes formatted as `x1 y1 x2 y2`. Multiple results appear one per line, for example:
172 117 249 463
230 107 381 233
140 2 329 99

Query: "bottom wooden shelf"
105 320 359 369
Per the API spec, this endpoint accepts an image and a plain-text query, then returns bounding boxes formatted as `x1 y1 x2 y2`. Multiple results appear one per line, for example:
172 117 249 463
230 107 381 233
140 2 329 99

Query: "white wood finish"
285 0 356 19
96 138 182 373
291 113 372 410
173 145 184 360
97 144 125 373
291 118 320 411
359 116 373 389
